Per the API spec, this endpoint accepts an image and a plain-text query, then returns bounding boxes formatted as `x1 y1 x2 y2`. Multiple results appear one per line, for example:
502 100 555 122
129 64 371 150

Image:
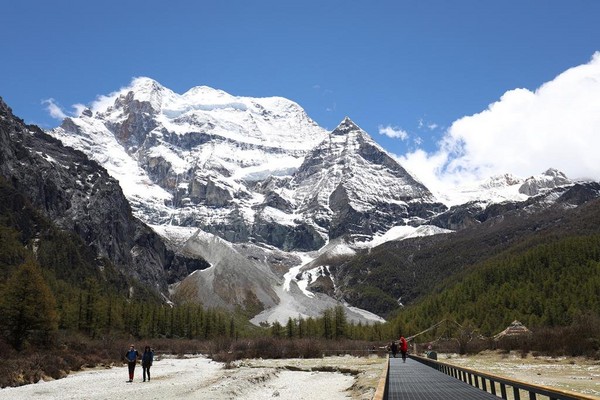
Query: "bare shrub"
209 338 379 361
0 359 19 387
563 312 600 357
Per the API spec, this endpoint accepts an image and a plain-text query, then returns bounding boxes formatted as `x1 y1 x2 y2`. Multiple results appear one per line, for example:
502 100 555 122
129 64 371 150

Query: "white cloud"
42 98 67 120
378 125 409 140
90 94 116 112
43 99 93 120
400 52 600 195
72 103 87 116
418 118 438 131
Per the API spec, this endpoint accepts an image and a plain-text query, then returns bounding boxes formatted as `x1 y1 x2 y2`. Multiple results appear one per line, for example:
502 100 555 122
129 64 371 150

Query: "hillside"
331 190 600 317
390 232 600 337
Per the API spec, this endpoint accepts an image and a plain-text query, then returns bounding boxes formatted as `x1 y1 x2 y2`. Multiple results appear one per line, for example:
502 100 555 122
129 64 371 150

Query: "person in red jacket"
399 336 408 363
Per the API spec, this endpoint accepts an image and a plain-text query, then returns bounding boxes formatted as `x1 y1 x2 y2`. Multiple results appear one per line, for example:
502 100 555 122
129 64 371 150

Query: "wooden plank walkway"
386 357 500 400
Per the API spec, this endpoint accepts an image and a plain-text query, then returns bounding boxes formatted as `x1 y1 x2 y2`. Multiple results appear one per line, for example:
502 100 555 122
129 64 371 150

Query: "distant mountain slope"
391 232 600 335
0 97 206 295
327 186 600 317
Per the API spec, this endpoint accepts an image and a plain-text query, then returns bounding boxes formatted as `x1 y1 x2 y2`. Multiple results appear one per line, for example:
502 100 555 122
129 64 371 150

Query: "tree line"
389 234 600 338
0 220 400 351
2 171 599 353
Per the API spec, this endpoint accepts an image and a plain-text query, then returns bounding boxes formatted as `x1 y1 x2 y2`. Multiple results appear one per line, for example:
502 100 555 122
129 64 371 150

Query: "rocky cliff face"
0 97 206 294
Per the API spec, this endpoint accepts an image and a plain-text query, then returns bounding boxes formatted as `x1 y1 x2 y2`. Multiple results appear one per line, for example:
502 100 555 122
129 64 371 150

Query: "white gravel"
0 355 358 400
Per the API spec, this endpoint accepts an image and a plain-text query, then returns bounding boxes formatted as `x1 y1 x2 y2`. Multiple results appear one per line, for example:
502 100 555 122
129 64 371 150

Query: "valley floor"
0 354 386 400
2 351 596 399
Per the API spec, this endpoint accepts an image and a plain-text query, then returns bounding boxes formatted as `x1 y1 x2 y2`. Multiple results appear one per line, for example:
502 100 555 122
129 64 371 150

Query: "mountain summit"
291 117 444 241
50 79 444 251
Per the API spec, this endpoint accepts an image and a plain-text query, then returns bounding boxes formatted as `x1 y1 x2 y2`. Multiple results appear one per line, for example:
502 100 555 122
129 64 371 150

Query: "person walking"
125 344 139 382
390 340 399 358
399 335 408 363
142 345 154 382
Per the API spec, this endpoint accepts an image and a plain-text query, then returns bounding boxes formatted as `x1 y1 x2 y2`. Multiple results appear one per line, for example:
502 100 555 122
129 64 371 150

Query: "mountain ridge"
49 79 446 252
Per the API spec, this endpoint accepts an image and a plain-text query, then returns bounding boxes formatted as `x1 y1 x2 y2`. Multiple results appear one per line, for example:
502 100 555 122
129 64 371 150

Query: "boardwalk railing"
411 354 598 400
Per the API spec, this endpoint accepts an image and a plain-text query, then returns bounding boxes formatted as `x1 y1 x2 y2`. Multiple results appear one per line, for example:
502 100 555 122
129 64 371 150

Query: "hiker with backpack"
125 344 139 382
399 335 408 362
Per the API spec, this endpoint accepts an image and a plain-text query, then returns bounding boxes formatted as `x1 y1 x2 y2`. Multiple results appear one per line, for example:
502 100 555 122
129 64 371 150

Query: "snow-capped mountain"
519 168 572 196
51 77 329 247
44 78 453 324
50 78 444 252
43 78 595 325
438 169 575 208
288 117 445 241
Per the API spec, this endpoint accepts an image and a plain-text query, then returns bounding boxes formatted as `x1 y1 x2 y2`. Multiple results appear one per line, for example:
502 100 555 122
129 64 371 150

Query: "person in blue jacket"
142 346 154 382
125 344 139 382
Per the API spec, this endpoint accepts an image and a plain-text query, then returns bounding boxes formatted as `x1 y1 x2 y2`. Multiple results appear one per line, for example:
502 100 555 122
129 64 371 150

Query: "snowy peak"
331 116 361 136
49 78 332 250
103 77 175 115
291 117 444 241
129 77 170 101
481 173 523 189
519 168 571 196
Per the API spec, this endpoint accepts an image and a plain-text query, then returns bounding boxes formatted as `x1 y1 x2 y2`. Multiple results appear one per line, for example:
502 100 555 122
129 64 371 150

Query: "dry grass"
439 350 600 398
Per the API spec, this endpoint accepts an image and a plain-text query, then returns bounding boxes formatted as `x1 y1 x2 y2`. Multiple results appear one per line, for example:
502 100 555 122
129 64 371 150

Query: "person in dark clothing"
390 341 399 358
125 344 139 382
142 345 154 382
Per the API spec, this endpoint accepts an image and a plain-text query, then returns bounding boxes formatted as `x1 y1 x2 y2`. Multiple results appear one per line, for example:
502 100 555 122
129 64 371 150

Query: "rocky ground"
0 354 386 400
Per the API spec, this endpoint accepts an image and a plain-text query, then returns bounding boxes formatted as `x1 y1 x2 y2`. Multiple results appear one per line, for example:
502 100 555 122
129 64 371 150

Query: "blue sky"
2 1 600 191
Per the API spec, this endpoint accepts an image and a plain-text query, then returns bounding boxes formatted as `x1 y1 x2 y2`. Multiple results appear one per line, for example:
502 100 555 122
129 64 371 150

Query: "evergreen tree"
322 308 333 339
271 321 283 338
333 305 348 339
286 317 295 339
0 260 58 350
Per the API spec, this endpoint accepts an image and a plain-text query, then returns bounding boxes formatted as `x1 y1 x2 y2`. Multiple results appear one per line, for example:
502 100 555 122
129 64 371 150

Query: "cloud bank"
400 52 600 194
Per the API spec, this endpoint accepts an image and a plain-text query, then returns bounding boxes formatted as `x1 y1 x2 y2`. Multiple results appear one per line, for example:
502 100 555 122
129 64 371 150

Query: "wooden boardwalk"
385 357 500 400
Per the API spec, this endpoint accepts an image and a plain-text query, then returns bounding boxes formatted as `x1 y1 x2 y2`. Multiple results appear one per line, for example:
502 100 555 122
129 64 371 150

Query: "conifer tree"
0 260 58 350
333 305 347 339
322 308 333 339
